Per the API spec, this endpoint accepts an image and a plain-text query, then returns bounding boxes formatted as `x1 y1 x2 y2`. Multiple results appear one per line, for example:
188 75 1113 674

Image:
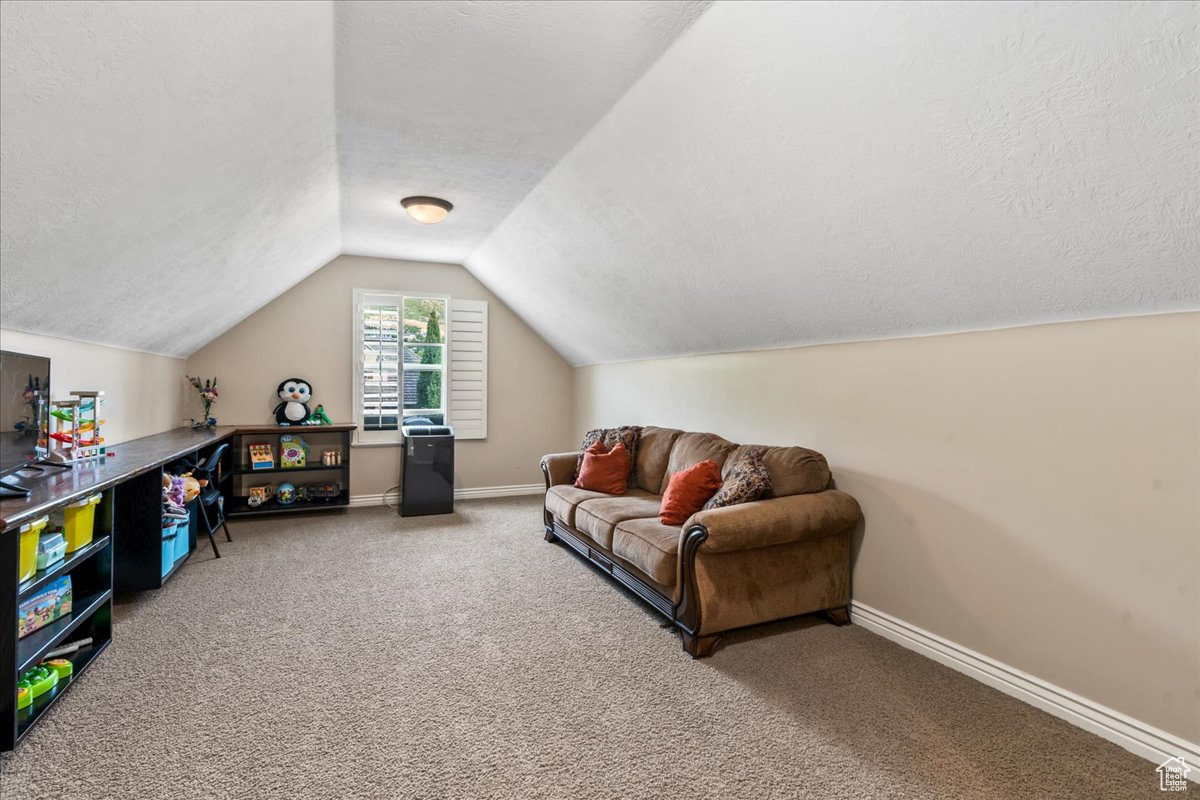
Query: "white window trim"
352 288 450 447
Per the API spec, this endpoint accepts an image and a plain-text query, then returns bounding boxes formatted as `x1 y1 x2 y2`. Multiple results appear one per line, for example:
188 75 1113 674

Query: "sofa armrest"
685 490 861 553
541 451 578 488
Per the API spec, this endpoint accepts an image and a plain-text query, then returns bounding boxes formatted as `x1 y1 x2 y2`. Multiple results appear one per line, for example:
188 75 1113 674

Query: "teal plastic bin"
161 526 177 577
172 517 190 561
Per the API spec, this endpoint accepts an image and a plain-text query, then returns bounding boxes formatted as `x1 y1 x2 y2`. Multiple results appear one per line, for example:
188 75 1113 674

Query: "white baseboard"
850 601 1200 777
348 483 542 508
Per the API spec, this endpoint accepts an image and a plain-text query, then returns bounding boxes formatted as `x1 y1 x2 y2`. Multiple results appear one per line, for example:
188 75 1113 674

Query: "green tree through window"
415 309 442 410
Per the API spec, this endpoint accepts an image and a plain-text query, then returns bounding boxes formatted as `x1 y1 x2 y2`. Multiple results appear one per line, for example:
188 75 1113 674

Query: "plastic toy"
18 575 72 638
310 404 333 426
44 658 73 681
17 687 31 711
43 391 107 463
273 378 313 425
248 485 274 507
276 482 297 505
248 443 274 470
279 434 309 468
304 482 340 501
17 664 59 701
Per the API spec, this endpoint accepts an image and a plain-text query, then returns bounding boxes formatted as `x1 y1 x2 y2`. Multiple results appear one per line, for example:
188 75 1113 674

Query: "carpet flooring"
0 497 1167 799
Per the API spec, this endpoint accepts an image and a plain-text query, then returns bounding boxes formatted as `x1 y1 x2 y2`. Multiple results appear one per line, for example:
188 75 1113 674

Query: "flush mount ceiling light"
400 196 453 224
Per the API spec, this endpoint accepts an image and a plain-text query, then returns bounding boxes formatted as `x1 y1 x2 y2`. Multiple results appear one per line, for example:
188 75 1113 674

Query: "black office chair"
186 442 232 558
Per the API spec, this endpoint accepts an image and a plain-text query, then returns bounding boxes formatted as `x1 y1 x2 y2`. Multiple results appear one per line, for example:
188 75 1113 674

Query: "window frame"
352 288 451 447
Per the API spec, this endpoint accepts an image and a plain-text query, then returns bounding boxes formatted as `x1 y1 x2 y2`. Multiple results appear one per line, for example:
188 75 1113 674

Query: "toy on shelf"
276 482 297 505
273 378 313 425
43 390 107 464
311 404 333 426
279 434 309 468
304 482 341 502
247 484 275 508
17 664 58 703
19 575 73 639
248 443 274 470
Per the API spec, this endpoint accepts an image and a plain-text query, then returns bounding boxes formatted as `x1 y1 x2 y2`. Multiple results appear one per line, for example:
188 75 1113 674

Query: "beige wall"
185 255 574 496
0 328 187 444
575 312 1200 743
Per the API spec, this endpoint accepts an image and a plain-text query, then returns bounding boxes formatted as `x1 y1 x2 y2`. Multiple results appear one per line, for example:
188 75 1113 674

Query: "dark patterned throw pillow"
703 447 772 510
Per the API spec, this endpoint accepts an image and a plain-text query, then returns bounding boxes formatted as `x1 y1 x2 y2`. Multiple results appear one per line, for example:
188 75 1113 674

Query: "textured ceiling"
335 0 710 263
0 1 341 356
468 0 1200 365
2 1 1196 363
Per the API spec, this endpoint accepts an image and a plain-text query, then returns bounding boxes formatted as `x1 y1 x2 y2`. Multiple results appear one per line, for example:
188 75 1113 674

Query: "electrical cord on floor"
384 484 401 510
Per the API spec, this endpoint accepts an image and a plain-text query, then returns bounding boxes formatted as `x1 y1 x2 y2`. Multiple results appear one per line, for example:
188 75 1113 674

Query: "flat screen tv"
0 349 51 477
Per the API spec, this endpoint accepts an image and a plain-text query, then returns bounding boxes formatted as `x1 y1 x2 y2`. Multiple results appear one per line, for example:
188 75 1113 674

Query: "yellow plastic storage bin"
63 493 102 553
18 515 49 582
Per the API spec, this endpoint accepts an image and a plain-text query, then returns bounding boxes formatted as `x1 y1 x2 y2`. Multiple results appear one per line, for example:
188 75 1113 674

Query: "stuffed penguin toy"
274 378 313 425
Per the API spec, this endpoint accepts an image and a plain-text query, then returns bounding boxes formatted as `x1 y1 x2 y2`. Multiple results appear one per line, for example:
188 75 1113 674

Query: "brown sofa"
541 427 862 657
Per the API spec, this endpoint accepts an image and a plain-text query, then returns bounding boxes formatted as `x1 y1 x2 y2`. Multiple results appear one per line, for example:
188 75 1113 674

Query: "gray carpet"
0 497 1164 799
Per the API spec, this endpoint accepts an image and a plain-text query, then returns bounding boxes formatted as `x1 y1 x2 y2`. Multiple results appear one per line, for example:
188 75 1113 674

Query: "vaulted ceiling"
2 1 1196 363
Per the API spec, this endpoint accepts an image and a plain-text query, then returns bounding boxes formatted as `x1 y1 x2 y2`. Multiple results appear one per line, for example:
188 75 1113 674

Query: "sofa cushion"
575 490 661 550
660 431 737 493
705 446 772 510
613 518 681 587
634 426 683 493
575 441 630 494
743 445 831 497
545 485 612 527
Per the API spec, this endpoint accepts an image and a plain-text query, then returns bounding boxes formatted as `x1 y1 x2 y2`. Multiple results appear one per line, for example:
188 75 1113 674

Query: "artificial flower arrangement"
187 375 219 427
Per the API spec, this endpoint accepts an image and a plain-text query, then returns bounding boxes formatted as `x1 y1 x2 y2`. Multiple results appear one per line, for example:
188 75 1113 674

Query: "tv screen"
0 350 50 476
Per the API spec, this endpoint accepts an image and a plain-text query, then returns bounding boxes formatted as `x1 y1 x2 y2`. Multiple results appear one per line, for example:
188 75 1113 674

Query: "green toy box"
18 575 72 639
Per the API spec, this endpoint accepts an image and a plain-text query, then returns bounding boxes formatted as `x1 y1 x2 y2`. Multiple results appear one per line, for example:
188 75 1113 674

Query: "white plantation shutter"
448 299 487 440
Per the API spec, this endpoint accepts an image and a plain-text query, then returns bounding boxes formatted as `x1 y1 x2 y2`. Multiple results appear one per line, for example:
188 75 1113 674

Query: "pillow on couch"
575 428 608 478
659 459 723 525
575 441 630 495
574 426 642 487
703 447 772 510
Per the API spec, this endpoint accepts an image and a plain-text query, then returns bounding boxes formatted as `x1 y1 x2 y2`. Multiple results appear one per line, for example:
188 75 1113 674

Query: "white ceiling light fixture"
400 196 453 224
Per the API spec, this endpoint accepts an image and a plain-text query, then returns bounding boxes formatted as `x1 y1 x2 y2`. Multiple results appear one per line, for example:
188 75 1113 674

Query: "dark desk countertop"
0 423 358 531
0 426 237 531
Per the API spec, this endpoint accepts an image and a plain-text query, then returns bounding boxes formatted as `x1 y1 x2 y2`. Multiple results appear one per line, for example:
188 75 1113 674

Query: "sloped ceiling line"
2 1 1196 365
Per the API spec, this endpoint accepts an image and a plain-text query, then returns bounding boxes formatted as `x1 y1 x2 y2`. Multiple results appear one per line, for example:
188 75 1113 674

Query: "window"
353 290 488 445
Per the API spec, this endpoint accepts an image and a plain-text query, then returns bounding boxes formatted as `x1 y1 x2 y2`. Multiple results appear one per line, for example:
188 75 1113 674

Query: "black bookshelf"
227 425 354 518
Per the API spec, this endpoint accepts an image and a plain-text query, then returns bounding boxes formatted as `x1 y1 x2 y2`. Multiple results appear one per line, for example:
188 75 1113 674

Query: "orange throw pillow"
659 460 723 525
574 441 630 495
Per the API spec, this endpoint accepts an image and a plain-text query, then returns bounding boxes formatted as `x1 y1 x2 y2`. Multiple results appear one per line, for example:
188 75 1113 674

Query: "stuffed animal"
179 474 202 504
273 378 313 425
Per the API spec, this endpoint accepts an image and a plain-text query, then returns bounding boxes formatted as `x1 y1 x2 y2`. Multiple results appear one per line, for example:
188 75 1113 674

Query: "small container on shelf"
62 492 103 552
17 515 49 582
36 532 67 571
